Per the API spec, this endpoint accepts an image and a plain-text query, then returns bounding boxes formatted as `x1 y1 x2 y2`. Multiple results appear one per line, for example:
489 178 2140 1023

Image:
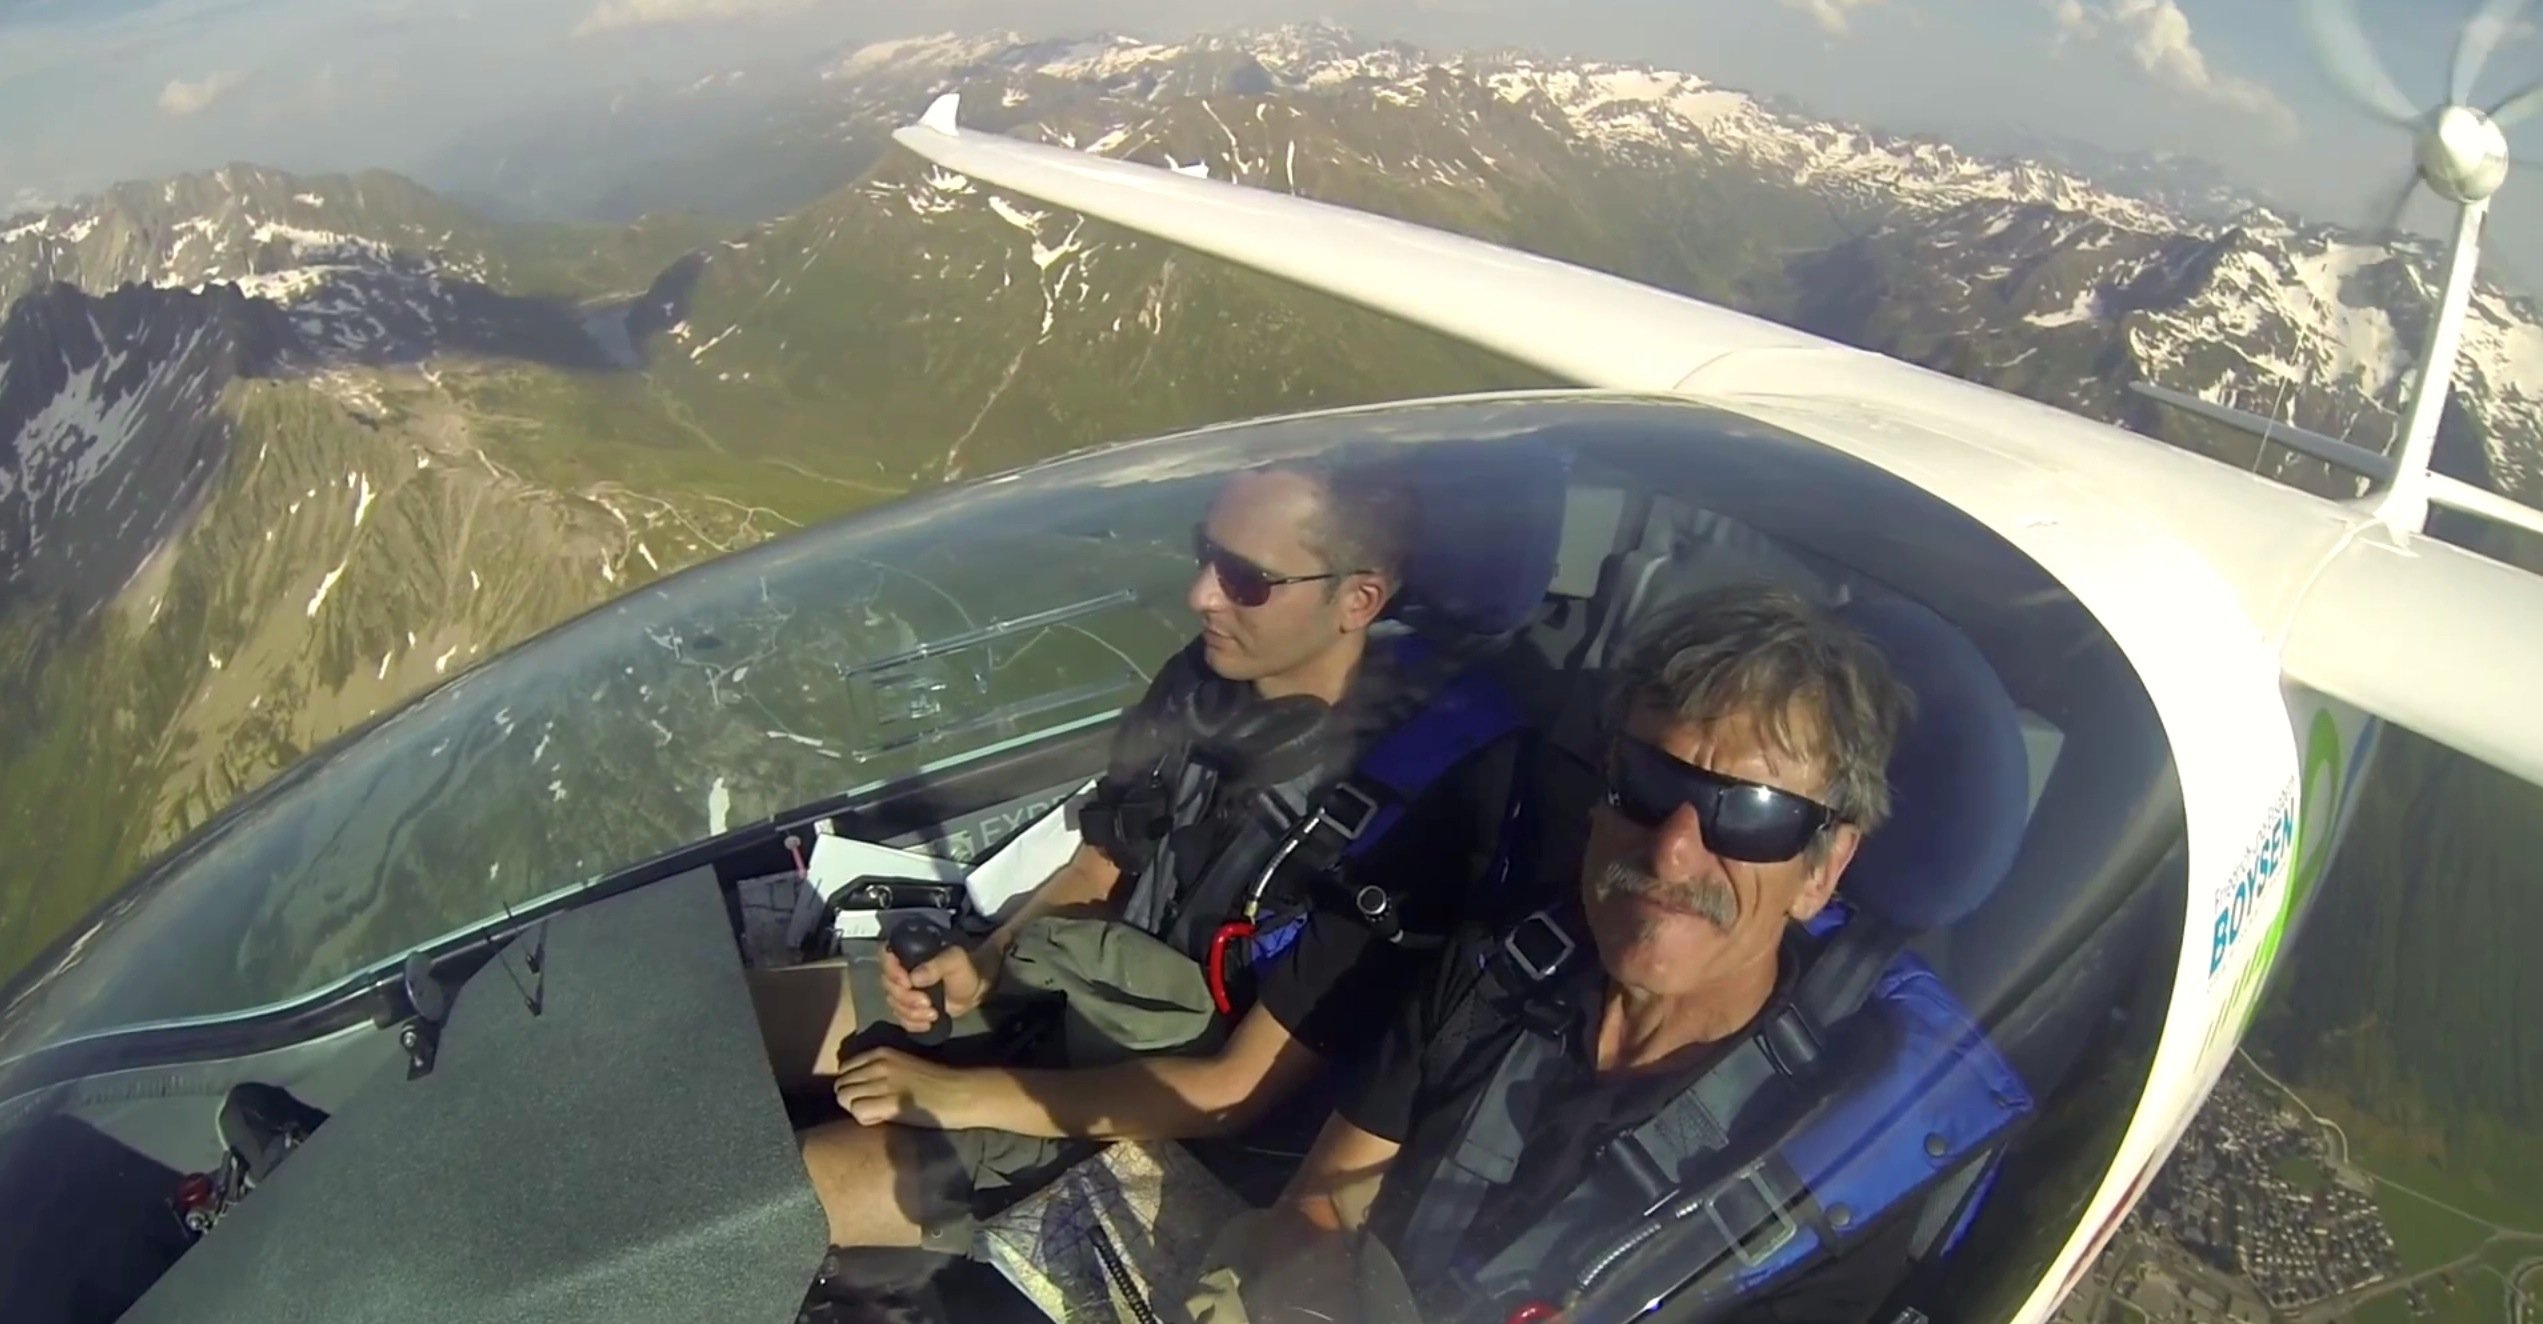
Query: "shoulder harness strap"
1255 659 1527 955
1403 905 2036 1320
1566 920 2036 1318
1234 652 1527 969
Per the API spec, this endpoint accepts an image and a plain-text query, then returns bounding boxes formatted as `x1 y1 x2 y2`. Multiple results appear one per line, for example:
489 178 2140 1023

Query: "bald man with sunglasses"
1192 584 1930 1324
773 458 1532 1272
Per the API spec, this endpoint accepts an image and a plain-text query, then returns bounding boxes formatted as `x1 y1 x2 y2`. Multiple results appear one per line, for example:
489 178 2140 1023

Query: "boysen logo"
2199 709 2362 1061
2209 781 2297 978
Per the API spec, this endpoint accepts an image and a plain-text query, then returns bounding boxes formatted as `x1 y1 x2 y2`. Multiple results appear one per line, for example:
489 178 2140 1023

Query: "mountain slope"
0 163 719 312
0 169 785 979
0 282 285 619
1786 200 2543 502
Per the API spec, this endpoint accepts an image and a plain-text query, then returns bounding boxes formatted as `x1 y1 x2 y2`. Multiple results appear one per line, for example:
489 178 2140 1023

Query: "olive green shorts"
846 914 1222 1254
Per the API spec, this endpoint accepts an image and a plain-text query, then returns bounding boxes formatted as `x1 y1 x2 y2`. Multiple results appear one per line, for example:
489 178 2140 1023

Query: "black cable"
1087 1221 1161 1324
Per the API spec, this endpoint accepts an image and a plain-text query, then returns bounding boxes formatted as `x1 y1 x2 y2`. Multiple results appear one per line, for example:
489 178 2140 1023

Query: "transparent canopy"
0 394 2187 1323
0 415 1237 1060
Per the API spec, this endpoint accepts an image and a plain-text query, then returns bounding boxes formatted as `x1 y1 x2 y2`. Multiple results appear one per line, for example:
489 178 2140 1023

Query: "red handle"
1206 920 1255 1015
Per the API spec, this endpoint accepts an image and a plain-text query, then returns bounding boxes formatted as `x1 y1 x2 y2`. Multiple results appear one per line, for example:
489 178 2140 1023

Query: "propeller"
2303 0 2420 125
2302 0 2521 224
2296 0 2529 531
2498 81 2543 128
2453 0 2534 108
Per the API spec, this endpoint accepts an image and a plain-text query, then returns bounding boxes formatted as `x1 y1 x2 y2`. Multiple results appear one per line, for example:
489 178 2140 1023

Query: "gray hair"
1607 583 1914 838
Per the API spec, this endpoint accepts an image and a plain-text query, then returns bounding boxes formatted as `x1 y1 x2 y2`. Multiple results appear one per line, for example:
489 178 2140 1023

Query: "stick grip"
885 916 957 1047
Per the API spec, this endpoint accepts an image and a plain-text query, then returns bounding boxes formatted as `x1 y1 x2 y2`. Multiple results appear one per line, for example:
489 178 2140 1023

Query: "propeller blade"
2495 78 2543 127
2303 0 2425 124
2453 0 2535 105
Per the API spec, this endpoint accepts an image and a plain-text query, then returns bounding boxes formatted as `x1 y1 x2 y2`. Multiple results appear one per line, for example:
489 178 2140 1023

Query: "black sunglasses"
1605 737 1842 864
1193 526 1351 607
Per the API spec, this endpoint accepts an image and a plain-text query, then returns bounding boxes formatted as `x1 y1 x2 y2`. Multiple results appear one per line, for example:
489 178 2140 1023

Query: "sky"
0 0 2538 273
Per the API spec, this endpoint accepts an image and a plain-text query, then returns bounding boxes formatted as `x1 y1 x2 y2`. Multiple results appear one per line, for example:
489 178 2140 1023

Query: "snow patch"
687 324 739 360
831 32 1010 78
351 472 375 527
305 561 348 618
434 644 459 674
2026 287 2102 329
988 195 1047 234
294 193 326 207
1031 221 1082 271
11 334 178 512
251 220 360 250
1033 35 1186 81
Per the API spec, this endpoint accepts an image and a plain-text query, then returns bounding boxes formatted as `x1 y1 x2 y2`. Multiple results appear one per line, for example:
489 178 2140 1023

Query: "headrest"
1834 593 2030 932
1385 438 1568 639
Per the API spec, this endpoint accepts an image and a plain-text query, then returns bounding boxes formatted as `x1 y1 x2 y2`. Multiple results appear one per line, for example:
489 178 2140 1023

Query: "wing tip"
918 92 961 137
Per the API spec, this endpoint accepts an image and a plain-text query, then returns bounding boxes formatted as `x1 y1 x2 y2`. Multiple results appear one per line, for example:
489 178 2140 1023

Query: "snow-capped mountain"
1787 199 2543 500
777 23 2541 494
0 165 649 369
0 168 694 628
814 25 2195 234
0 167 494 311
0 283 284 618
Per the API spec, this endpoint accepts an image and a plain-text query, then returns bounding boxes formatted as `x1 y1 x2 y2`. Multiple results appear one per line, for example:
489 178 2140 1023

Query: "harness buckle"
1501 911 1575 983
1700 1162 1803 1270
1313 780 1382 843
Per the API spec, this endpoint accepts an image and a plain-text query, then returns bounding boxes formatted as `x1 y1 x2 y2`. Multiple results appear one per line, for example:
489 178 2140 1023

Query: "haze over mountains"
2 18 2539 1218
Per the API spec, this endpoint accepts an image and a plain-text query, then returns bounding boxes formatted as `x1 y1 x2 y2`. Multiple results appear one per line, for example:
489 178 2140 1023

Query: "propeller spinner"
2421 102 2513 204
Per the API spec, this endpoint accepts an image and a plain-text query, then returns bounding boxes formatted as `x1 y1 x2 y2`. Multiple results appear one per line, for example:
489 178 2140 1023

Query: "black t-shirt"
1095 636 1534 1065
1250 729 1525 1062
1344 924 1919 1324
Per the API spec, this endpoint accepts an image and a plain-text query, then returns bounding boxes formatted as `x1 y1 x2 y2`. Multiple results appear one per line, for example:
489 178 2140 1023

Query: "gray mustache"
1595 858 1736 927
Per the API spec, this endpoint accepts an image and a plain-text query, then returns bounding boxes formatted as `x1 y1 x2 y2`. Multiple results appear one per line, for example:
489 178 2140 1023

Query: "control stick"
885 915 957 1047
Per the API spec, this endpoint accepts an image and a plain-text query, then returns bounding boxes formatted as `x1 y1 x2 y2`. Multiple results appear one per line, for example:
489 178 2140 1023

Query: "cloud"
156 67 244 115
571 0 815 37
1780 0 1883 37
2051 0 2295 138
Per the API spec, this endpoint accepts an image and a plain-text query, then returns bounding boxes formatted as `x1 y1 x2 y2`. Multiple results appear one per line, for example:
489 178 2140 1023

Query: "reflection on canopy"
0 395 1583 1063
0 393 2196 1324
